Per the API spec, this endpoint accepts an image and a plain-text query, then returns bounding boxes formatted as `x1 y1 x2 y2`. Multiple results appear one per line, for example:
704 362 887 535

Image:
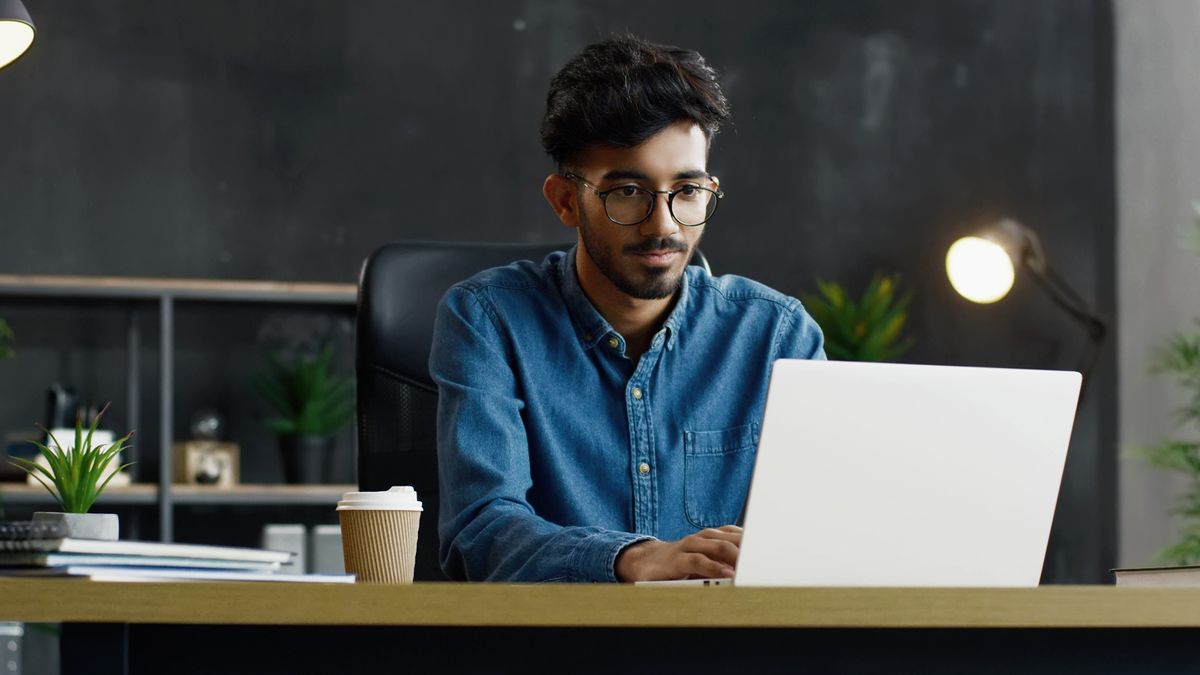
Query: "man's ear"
543 174 581 229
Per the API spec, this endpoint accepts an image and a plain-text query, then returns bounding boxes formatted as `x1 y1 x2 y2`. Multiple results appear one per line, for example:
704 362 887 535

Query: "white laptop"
646 360 1081 587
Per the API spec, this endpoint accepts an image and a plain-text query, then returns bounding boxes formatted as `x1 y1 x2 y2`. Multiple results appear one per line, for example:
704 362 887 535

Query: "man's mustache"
624 238 688 254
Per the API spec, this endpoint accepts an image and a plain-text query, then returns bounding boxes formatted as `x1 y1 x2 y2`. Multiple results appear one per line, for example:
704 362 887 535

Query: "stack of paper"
0 535 354 583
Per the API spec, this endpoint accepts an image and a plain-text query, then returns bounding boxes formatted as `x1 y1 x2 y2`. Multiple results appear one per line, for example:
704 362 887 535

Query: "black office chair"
355 241 710 581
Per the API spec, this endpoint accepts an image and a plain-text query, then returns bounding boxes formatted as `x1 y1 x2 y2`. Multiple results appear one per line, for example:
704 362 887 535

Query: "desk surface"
2 581 1198 628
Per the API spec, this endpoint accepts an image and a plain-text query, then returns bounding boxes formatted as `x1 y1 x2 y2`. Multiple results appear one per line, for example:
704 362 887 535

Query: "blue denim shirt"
431 247 825 582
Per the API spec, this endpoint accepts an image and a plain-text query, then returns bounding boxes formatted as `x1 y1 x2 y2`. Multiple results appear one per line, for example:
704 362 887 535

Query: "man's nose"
637 193 681 239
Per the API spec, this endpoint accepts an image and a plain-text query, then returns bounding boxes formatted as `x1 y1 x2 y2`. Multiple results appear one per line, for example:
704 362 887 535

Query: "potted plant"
800 272 915 362
1136 211 1200 564
9 403 133 540
254 344 354 484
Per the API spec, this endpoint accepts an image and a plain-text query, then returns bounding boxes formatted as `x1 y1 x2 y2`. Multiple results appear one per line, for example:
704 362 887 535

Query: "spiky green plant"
254 344 355 438
1137 330 1200 563
1137 212 1200 564
0 318 13 359
800 272 915 362
9 403 134 514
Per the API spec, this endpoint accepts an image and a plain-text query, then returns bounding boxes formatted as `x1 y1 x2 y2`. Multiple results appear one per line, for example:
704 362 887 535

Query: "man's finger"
683 537 740 566
678 552 735 579
696 527 743 546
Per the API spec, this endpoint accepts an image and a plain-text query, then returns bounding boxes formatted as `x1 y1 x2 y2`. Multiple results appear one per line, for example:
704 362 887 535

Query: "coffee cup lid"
337 485 423 511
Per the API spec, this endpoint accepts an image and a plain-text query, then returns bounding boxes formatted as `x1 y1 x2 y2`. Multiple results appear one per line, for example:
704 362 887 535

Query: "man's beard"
578 210 694 300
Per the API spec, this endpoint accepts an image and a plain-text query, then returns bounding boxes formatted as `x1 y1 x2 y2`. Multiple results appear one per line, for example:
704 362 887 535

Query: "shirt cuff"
572 530 657 583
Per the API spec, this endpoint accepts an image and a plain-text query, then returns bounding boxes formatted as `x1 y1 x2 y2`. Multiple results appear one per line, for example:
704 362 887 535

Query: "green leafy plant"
9 403 134 514
1137 331 1200 563
254 344 354 438
1137 212 1200 564
800 272 915 362
0 317 13 359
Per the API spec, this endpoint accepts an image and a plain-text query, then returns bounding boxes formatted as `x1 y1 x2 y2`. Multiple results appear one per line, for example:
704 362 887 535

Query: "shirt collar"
660 266 691 351
558 245 615 351
557 245 691 352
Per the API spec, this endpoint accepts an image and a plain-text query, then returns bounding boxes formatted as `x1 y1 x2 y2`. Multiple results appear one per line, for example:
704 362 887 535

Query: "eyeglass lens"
604 186 718 226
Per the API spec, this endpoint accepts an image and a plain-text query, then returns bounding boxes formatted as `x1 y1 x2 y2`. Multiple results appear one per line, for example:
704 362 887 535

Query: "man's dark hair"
540 36 731 168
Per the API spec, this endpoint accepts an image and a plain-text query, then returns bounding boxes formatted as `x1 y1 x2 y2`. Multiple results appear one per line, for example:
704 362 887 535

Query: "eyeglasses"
564 172 723 227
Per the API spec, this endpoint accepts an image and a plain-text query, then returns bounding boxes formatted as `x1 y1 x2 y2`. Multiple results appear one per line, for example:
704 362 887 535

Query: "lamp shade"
945 219 1033 304
0 0 34 70
945 235 1016 303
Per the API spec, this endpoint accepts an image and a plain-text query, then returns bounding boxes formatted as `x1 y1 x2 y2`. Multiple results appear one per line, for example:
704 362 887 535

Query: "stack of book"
1112 565 1200 587
0 520 353 583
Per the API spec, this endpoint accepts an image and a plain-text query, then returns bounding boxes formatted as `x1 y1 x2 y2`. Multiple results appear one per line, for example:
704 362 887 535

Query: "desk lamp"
0 0 34 70
945 218 1107 395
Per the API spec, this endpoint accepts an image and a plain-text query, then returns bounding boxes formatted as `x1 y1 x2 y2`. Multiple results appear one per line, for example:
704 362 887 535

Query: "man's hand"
615 525 743 582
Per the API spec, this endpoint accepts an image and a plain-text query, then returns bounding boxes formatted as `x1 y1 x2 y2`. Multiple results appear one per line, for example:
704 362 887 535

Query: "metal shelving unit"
0 274 358 540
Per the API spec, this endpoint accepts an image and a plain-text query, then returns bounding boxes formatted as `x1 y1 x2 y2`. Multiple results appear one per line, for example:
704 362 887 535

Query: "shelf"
173 484 355 505
0 484 355 507
0 274 357 304
0 484 157 505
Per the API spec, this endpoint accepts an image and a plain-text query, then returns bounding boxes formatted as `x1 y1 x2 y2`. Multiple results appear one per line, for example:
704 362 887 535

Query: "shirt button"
608 336 620 349
638 462 651 475
631 387 643 400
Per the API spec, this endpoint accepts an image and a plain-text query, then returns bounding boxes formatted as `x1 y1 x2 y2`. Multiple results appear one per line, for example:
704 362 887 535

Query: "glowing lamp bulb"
0 19 33 69
945 236 1016 304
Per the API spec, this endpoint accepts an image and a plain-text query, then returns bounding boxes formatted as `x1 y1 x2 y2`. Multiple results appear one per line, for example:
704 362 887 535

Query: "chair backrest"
355 241 710 580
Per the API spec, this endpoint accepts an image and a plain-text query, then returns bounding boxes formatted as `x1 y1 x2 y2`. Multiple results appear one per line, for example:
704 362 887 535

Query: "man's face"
570 122 713 300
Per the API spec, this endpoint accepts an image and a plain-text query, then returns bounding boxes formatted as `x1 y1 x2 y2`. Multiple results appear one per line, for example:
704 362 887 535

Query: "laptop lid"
735 360 1080 587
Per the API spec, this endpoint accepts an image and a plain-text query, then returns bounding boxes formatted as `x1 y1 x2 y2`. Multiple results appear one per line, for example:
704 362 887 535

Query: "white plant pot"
32 512 119 541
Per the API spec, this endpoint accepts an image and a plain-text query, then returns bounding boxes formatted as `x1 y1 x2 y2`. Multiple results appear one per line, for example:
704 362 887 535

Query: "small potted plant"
254 344 354 484
9 403 133 540
800 272 915 362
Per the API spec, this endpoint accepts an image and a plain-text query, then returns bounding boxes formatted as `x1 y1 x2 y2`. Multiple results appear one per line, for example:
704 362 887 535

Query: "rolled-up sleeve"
774 299 827 361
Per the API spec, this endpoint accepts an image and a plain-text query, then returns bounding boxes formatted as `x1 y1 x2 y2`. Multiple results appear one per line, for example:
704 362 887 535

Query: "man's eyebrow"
600 169 650 182
600 168 709 182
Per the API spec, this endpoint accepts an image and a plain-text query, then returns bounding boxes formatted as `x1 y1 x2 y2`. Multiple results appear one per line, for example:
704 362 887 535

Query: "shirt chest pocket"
682 423 759 529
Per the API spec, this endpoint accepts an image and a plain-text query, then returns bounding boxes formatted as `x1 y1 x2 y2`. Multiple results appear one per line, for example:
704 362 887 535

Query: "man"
431 36 825 582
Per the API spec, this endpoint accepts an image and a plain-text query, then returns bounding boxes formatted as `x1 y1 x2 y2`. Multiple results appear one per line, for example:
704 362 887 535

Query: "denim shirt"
431 247 825 582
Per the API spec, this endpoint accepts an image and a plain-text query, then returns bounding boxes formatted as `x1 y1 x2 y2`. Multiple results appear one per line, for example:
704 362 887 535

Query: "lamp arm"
1014 226 1107 341
1024 265 1108 340
1023 262 1107 400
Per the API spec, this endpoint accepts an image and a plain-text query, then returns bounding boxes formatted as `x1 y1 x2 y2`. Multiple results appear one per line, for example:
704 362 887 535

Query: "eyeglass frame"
562 172 724 227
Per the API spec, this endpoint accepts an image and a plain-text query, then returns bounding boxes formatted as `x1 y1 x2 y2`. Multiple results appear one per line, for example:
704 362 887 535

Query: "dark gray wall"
0 1 1116 581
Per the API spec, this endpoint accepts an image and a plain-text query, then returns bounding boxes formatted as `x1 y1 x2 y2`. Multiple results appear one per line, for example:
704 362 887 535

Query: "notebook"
0 521 293 564
0 566 354 583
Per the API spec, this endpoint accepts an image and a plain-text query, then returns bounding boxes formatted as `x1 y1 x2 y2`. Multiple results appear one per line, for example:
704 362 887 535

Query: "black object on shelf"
44 383 78 429
280 436 334 484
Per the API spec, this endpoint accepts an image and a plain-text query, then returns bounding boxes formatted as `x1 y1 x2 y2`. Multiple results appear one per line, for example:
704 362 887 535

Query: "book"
0 519 65 542
0 552 281 571
0 566 355 583
1112 565 1200 586
0 537 292 564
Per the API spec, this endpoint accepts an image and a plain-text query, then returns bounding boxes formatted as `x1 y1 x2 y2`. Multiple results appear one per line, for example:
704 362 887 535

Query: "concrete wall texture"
1116 0 1200 567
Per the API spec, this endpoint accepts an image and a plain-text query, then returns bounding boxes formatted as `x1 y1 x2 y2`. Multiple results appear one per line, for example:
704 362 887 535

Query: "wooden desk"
2 581 1198 674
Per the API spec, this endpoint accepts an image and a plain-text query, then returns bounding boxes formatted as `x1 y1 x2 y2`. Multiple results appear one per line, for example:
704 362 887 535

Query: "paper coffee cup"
337 486 423 584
